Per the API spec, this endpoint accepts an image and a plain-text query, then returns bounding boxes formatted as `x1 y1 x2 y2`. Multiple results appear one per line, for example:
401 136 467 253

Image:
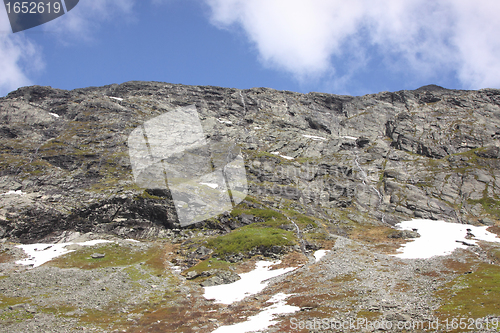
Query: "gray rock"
388 230 420 239
1 82 500 243
386 313 411 322
476 146 500 159
200 269 240 287
195 246 212 257
479 217 496 226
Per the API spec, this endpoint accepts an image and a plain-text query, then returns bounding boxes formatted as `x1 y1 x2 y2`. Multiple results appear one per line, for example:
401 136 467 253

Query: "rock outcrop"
1 82 500 242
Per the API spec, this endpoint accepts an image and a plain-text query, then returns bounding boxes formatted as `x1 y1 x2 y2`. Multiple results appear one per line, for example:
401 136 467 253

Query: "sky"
1 0 500 97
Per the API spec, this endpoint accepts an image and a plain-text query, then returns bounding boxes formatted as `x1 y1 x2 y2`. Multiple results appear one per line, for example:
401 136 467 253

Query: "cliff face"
1 82 500 242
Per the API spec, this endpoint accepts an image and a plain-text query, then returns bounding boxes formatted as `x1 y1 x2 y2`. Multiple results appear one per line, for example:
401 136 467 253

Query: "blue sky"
1 0 499 97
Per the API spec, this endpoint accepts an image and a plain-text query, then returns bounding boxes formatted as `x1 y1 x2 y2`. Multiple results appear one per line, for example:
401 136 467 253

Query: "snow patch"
314 249 330 262
0 190 25 196
16 240 113 268
253 126 262 130
109 96 123 101
48 112 60 118
271 152 294 160
125 239 140 243
211 293 299 333
200 182 219 189
303 134 326 141
393 219 500 259
341 136 357 140
203 261 297 304
217 118 233 125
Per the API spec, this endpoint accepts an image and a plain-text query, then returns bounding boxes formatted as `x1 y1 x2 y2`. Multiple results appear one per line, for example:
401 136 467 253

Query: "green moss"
206 225 296 256
436 264 500 319
40 304 78 316
294 156 320 164
0 308 34 323
304 232 327 242
0 296 30 310
124 266 152 282
0 296 34 324
446 147 489 173
230 205 293 228
347 111 369 120
47 243 166 273
135 190 165 200
468 197 500 219
378 159 388 182
282 209 318 228
357 310 382 321
231 206 281 220
0 154 28 168
184 258 231 274
243 195 262 205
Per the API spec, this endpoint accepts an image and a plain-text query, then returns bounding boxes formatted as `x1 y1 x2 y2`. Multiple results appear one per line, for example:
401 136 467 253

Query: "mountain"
1 82 499 241
0 82 499 332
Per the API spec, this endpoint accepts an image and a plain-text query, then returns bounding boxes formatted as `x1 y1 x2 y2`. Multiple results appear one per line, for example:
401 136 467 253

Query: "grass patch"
230 202 319 231
304 232 327 242
47 243 167 275
184 258 231 275
0 296 34 324
357 310 382 321
468 197 500 219
124 266 153 282
134 190 166 200
230 206 290 228
0 296 30 310
40 304 78 317
282 209 318 228
0 308 34 324
206 225 295 256
436 263 500 321
230 206 282 220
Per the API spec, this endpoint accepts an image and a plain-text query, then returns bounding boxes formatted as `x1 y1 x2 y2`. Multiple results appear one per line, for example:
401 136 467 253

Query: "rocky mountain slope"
1 82 500 240
1 82 500 332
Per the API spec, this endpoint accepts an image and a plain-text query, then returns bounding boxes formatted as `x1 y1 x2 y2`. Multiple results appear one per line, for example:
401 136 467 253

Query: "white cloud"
446 0 500 89
206 0 366 80
0 0 135 96
205 0 500 90
0 10 44 96
44 0 135 40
